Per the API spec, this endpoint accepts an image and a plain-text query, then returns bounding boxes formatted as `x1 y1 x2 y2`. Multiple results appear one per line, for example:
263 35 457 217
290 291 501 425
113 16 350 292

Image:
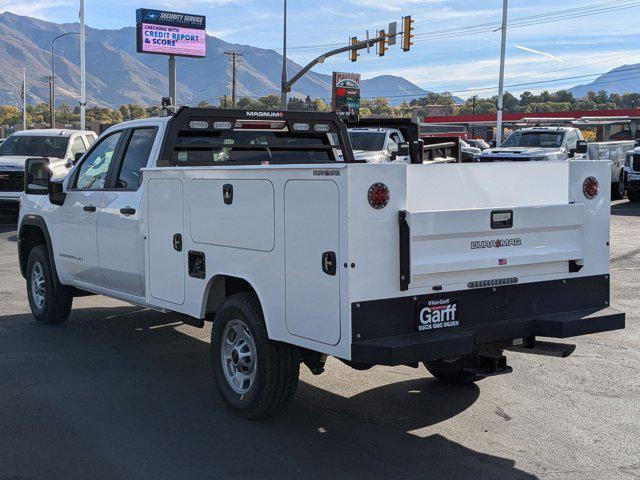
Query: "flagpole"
22 68 26 131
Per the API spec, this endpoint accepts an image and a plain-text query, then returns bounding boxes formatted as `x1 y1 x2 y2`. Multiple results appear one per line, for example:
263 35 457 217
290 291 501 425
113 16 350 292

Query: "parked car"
0 129 96 205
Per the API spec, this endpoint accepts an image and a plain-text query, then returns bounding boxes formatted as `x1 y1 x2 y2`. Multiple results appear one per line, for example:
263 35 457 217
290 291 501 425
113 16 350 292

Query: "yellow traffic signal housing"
350 37 358 62
402 15 414 52
378 29 386 57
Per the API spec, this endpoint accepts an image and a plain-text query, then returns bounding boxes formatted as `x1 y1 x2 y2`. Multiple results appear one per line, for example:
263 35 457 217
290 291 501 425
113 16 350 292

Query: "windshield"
0 135 69 158
501 131 564 149
348 131 386 151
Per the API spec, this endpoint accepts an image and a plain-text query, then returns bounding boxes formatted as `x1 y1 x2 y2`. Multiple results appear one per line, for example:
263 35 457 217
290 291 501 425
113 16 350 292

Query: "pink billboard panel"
141 23 206 57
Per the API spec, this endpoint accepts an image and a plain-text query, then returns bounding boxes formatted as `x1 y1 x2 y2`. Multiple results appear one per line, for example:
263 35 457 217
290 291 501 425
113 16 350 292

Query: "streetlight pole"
79 0 86 131
496 0 509 146
51 32 81 129
280 0 287 110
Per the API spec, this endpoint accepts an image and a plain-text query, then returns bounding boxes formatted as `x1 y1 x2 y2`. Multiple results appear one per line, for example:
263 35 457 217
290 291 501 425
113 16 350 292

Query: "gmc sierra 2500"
18 108 624 419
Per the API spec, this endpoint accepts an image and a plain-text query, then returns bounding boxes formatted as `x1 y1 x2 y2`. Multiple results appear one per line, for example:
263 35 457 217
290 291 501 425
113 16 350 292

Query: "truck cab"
17 108 624 419
481 126 584 162
347 127 409 163
0 129 96 205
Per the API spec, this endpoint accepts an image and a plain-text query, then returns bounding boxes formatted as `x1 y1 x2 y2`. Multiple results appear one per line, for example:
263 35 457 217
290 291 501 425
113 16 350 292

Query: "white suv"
0 129 97 204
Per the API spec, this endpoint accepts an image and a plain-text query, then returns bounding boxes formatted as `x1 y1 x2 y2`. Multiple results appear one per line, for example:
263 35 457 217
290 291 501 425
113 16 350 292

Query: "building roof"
423 109 640 125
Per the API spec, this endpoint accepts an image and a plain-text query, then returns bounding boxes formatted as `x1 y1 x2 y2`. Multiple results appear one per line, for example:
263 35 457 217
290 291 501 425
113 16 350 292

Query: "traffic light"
350 36 358 62
402 15 414 52
378 29 386 57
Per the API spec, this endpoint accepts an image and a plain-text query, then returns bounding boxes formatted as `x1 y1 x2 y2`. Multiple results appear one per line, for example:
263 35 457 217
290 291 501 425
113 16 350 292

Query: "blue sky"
3 0 640 99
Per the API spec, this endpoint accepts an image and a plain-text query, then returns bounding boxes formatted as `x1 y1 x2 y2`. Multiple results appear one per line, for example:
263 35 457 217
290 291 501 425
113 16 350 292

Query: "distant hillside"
0 12 433 108
569 64 640 98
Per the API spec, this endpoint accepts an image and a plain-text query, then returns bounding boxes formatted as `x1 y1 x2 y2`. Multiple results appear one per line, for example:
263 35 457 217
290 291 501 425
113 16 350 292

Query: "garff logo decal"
418 299 459 331
471 238 522 250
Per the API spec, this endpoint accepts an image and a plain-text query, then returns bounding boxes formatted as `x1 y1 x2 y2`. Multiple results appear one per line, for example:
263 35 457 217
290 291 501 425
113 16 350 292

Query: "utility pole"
496 0 508 146
280 0 287 109
22 68 27 130
46 75 54 128
51 32 81 129
224 51 242 108
168 55 176 106
471 95 477 139
79 0 86 130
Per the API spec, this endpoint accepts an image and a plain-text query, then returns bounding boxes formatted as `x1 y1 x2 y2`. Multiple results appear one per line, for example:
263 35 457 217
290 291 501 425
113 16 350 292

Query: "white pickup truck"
0 129 96 205
347 127 410 163
18 108 624 419
481 126 633 199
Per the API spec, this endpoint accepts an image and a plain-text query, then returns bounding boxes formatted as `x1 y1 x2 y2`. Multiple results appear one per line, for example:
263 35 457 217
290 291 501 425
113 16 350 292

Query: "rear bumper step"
351 306 624 366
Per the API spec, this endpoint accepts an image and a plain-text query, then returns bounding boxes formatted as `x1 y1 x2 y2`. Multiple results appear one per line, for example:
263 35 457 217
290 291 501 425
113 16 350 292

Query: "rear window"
169 129 343 166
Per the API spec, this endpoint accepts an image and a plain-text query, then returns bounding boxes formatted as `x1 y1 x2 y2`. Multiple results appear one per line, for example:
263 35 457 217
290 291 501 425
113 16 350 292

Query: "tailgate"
400 204 585 290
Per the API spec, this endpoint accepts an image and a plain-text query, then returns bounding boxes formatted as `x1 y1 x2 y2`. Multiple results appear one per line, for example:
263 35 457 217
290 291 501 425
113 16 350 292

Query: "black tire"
612 173 626 200
424 356 478 385
211 293 300 419
629 192 640 203
26 245 73 324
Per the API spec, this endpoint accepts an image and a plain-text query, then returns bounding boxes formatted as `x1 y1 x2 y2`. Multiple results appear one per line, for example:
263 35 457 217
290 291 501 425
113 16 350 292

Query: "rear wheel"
26 245 73 324
211 293 300 419
612 172 626 200
424 355 478 385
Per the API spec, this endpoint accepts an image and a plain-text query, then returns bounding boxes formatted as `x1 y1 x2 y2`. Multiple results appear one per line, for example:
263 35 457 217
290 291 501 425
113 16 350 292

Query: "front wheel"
211 293 300 419
26 245 73 324
424 356 478 385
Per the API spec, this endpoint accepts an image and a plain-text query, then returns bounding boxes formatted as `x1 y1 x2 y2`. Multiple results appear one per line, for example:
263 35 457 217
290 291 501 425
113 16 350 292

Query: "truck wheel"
211 293 300 419
612 173 626 200
424 356 478 385
26 245 73 324
629 192 640 203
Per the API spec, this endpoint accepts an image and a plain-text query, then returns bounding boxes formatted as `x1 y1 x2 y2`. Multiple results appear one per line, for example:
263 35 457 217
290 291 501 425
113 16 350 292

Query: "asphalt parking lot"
0 201 638 480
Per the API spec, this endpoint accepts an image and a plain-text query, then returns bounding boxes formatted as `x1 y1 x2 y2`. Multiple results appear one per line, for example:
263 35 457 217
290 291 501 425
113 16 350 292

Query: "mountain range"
0 12 432 108
569 64 640 98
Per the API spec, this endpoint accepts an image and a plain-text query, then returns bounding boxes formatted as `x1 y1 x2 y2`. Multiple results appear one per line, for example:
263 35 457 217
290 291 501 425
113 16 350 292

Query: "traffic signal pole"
281 37 382 100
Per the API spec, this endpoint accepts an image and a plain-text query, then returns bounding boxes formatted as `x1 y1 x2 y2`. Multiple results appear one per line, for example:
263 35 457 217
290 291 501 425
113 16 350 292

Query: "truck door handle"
173 233 182 252
83 205 96 212
120 207 136 215
322 251 336 276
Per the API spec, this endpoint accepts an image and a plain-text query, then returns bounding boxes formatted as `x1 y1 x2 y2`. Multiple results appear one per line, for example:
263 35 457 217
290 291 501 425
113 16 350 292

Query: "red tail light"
583 176 599 199
368 182 390 209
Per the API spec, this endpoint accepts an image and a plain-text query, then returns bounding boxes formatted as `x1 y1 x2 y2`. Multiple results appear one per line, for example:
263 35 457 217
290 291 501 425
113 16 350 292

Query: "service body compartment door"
147 178 185 305
285 180 341 345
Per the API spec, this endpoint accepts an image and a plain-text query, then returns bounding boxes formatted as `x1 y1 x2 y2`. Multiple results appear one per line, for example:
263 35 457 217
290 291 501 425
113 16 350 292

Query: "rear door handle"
173 233 182 252
322 251 337 276
120 207 136 215
83 205 96 212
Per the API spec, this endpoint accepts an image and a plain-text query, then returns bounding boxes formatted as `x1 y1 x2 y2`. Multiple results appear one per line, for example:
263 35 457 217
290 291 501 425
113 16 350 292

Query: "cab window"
115 127 158 190
73 131 123 190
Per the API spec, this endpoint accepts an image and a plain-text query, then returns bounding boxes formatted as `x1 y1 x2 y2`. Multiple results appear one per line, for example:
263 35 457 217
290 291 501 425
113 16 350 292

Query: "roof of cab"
11 129 96 137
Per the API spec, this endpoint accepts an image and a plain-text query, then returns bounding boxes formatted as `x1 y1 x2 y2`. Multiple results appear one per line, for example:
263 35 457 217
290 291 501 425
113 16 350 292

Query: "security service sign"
136 8 206 58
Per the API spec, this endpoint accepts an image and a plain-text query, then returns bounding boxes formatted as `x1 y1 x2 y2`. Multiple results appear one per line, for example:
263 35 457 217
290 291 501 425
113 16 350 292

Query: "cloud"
514 45 564 63
0 0 73 19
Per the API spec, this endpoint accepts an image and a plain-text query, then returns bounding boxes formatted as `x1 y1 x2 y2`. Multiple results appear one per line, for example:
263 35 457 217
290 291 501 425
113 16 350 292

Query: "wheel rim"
221 319 257 395
31 261 46 310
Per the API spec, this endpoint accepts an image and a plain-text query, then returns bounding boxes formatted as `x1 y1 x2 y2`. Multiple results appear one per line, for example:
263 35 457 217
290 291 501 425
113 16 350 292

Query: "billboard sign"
136 8 206 58
332 72 361 114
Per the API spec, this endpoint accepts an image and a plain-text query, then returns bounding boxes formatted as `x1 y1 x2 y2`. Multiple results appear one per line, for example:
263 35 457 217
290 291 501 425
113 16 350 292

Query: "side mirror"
397 143 410 157
49 179 66 206
576 140 588 154
24 157 51 195
74 152 83 163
